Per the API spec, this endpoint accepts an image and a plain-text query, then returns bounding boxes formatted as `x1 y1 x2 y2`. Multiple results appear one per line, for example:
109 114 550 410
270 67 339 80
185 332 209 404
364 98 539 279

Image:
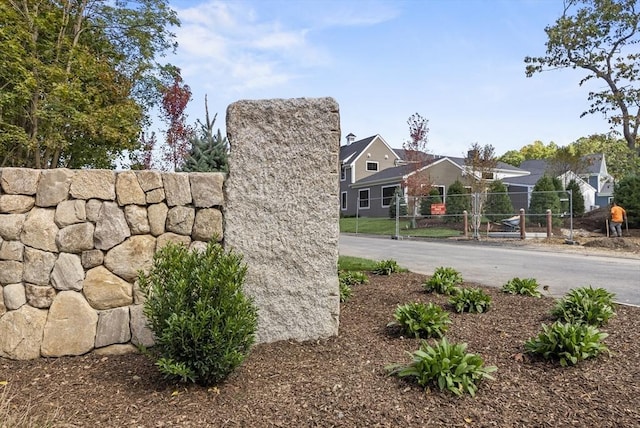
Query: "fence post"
463 210 468 238
519 208 526 240
546 209 552 238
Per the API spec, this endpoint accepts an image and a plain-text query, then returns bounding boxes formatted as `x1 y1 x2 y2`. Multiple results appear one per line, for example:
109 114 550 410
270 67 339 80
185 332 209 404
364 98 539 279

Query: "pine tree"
181 96 229 172
614 175 640 227
389 188 408 219
565 179 585 216
485 181 514 222
420 188 442 216
528 175 561 226
445 180 471 223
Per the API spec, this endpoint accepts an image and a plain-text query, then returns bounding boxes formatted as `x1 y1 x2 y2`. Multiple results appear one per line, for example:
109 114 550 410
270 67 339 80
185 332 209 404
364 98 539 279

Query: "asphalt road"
339 234 640 306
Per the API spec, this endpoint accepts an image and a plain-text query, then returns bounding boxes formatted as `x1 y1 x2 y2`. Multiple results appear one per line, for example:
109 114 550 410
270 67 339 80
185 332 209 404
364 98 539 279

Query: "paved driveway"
339 234 640 306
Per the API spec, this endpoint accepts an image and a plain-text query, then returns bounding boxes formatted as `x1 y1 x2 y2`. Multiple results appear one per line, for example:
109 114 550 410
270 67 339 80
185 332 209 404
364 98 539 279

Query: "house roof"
351 164 414 188
340 135 376 164
502 160 548 187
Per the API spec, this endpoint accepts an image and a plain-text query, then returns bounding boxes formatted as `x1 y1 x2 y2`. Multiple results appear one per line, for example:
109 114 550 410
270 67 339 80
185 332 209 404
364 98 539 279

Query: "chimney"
345 133 356 145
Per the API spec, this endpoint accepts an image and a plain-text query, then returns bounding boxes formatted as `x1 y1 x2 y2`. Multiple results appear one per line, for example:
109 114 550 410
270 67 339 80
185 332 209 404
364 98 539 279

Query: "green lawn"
340 217 461 238
338 255 380 271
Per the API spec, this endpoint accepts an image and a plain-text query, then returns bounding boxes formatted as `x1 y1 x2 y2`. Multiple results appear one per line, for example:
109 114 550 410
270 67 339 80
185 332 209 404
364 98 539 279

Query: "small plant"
525 321 609 367
372 259 400 275
387 302 451 338
449 288 492 313
339 281 352 302
551 286 615 326
423 266 463 295
501 277 541 297
139 241 258 386
339 270 369 287
387 337 497 397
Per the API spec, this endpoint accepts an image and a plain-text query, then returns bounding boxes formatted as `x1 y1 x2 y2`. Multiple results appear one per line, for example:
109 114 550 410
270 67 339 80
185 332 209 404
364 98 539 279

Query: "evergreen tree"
485 181 514 222
389 188 408 219
420 188 442 216
445 180 471 223
528 175 561 226
565 179 585 217
614 175 640 227
181 96 229 172
551 176 569 214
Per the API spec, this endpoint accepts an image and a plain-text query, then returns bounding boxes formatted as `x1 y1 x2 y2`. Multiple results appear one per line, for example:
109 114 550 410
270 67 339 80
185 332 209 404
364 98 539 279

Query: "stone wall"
0 97 341 359
0 168 224 359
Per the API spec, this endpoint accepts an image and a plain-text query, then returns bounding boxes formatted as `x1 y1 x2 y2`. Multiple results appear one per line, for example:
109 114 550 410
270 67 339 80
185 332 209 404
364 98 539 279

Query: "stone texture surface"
95 307 131 348
156 232 191 250
189 240 208 253
162 173 192 206
21 208 59 252
145 188 165 204
116 171 146 205
189 173 225 207
0 214 26 240
94 202 130 250
147 203 168 236
103 235 156 282
0 168 40 195
192 208 223 241
0 195 35 213
135 170 163 192
54 200 86 227
0 240 24 261
93 343 138 356
41 291 98 357
166 206 195 236
81 249 104 269
36 168 73 207
69 170 116 200
0 290 5 316
0 305 48 359
0 261 23 284
83 266 133 310
3 283 27 310
25 283 56 309
129 304 155 347
56 222 95 253
225 97 340 343
51 253 84 291
85 199 102 222
124 205 150 235
23 247 57 286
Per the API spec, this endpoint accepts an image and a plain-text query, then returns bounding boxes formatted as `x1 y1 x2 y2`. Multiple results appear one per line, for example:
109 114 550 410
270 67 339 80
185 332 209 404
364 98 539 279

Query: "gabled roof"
581 153 606 175
502 160 548 187
447 156 528 174
339 136 376 164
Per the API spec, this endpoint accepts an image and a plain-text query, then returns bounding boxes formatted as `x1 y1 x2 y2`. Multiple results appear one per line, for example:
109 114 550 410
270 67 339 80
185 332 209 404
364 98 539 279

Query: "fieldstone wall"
225 97 341 343
0 168 224 359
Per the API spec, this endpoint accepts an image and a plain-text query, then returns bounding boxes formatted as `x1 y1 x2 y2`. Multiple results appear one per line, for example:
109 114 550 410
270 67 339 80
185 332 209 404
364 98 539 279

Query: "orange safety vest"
611 206 626 223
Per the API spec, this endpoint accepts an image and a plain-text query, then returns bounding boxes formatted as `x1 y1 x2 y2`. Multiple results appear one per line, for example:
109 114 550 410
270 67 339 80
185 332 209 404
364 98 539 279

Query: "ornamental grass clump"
449 287 492 313
551 286 615 326
387 302 451 338
501 277 541 297
372 259 401 275
423 266 463 295
387 337 497 397
139 241 258 386
525 321 609 367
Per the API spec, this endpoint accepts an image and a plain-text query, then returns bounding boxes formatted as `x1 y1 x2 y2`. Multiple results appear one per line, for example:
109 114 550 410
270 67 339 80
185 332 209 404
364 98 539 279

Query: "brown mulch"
2 272 640 428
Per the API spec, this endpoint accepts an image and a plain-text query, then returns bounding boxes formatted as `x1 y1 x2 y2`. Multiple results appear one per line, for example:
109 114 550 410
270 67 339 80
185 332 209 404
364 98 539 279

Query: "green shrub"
387 337 497 396
387 302 451 338
525 321 609 367
551 286 615 326
423 266 463 295
372 259 400 275
614 174 640 227
339 281 352 303
501 277 541 298
444 180 471 223
485 180 514 222
139 241 258 386
339 270 369 287
449 288 492 313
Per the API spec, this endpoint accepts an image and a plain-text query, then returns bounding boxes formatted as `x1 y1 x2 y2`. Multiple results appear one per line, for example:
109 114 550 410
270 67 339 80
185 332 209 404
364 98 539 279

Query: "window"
341 192 347 210
482 172 494 180
432 185 445 199
382 185 400 207
358 189 370 209
366 161 378 172
341 167 346 181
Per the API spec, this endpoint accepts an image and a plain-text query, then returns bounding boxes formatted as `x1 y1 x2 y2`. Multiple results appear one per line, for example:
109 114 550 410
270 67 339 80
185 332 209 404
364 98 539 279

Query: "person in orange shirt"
609 201 627 237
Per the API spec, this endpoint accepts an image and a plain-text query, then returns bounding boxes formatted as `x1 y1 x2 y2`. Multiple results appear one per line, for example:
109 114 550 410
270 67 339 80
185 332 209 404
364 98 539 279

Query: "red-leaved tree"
402 113 432 226
159 72 194 170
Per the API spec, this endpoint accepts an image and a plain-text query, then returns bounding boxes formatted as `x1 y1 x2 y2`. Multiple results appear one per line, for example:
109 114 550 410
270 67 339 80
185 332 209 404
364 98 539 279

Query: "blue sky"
168 0 611 157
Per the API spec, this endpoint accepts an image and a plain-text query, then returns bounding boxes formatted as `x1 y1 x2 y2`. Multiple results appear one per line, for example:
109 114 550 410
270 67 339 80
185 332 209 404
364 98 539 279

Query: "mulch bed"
2 272 639 427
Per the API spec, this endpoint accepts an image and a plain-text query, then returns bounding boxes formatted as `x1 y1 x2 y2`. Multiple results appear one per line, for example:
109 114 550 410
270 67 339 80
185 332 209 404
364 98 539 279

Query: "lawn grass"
338 255 380 272
340 217 461 238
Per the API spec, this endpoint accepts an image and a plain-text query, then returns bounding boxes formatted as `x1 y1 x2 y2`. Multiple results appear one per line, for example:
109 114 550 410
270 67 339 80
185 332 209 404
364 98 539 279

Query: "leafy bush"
387 337 497 396
372 259 400 275
339 281 352 303
551 286 616 326
501 277 541 298
139 241 258 386
449 288 492 313
339 270 369 287
387 302 451 338
525 321 609 367
423 266 463 295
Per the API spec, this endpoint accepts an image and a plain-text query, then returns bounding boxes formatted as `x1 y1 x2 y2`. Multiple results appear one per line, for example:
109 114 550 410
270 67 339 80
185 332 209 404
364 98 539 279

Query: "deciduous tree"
525 0 640 152
159 72 193 171
402 113 431 226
